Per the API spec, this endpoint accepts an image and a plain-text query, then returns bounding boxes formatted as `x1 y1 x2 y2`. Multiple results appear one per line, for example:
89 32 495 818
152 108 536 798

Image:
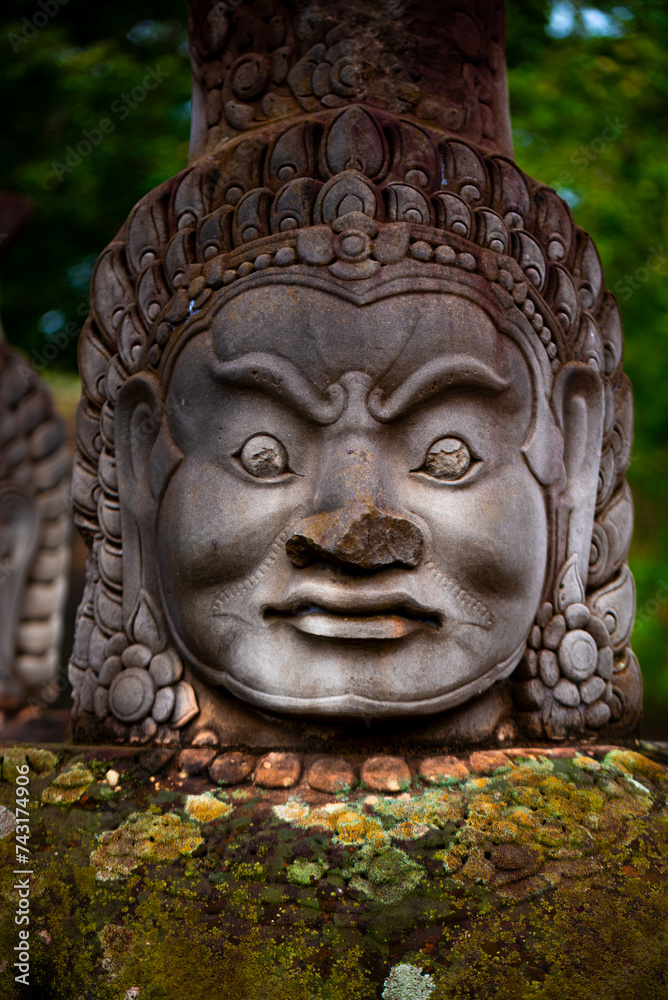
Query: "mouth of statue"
264 594 441 640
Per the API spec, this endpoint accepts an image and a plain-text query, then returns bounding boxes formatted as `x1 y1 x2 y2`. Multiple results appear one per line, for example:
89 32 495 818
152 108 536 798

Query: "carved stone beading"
70 0 640 747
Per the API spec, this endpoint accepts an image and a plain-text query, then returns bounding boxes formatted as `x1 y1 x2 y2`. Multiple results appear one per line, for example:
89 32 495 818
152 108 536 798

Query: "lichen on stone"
0 805 15 839
41 764 95 805
1 746 58 782
437 752 657 896
1 749 28 782
184 791 233 823
342 843 424 904
1 744 666 998
231 860 267 882
382 963 435 999
372 788 464 837
99 922 135 975
91 809 204 880
274 790 463 850
287 859 328 885
275 798 389 848
25 748 57 773
603 748 668 783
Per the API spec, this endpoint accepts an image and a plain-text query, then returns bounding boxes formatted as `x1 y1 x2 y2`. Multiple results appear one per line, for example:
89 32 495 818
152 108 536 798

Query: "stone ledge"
0 741 667 998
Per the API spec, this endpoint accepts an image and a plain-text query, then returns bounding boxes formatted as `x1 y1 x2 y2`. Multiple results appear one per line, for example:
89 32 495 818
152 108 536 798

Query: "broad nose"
285 370 424 571
286 504 424 571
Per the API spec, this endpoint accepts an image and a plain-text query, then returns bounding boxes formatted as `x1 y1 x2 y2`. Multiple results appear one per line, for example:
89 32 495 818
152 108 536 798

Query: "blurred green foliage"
0 0 191 362
0 0 666 735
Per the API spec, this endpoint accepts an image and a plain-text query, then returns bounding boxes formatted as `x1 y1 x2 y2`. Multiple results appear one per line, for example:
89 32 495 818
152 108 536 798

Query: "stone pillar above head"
187 0 512 160
69 0 641 749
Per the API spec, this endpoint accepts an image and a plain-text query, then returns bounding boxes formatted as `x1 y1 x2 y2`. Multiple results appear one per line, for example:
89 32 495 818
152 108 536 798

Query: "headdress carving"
70 0 640 746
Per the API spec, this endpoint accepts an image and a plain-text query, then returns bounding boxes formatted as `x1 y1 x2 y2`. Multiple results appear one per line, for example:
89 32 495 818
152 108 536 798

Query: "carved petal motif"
587 565 636 652
92 246 133 343
321 106 388 179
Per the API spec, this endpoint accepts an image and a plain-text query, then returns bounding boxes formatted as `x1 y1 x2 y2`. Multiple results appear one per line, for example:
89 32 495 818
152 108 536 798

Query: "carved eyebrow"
367 358 511 423
207 352 345 425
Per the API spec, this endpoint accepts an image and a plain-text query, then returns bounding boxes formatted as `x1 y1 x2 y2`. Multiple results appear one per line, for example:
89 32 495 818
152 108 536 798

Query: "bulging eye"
239 434 289 478
419 436 472 481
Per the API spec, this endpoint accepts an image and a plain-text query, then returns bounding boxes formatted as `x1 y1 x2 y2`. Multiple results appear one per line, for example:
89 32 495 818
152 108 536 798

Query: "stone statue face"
71 56 641 743
155 285 549 717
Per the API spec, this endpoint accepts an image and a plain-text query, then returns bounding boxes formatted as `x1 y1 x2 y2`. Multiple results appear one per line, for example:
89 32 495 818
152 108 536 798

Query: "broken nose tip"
286 506 424 570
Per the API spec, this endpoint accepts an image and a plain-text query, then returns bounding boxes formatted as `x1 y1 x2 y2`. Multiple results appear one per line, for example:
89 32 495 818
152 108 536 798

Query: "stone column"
187 0 512 160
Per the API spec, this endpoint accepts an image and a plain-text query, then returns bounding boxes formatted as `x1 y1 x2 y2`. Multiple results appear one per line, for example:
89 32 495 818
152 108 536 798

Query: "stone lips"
70 73 638 744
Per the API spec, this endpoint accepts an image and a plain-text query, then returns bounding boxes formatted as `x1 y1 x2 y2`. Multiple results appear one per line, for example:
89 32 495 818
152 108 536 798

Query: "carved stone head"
70 0 640 747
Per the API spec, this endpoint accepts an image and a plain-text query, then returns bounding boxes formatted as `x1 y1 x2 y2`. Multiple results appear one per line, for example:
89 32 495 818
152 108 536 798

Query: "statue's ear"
551 362 604 589
115 373 181 649
0 486 40 688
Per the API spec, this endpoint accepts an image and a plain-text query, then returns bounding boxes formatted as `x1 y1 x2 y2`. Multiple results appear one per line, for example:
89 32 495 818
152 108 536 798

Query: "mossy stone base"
1 742 667 999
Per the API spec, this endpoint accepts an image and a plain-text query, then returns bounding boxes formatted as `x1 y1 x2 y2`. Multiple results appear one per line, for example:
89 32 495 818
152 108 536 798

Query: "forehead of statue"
203 285 528 394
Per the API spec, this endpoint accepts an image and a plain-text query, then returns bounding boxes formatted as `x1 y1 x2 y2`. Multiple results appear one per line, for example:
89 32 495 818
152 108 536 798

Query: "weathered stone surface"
178 748 217 775
306 756 356 793
468 750 513 775
209 752 254 785
361 756 411 792
254 752 301 788
419 755 470 784
286 503 425 571
142 749 175 774
0 742 666 998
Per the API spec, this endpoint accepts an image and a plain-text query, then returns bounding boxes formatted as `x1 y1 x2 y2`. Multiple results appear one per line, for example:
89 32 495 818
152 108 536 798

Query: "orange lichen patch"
275 798 389 847
275 787 465 849
439 754 657 892
91 810 203 880
603 749 668 783
392 821 431 840
184 792 233 823
373 788 465 830
41 764 95 805
571 753 603 774
305 804 390 848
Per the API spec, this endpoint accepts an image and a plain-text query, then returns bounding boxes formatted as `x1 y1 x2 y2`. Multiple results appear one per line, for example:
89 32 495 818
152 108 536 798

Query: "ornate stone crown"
70 0 639 746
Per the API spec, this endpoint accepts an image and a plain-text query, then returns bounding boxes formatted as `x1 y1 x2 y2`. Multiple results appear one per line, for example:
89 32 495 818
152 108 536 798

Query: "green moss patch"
91 809 204 880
